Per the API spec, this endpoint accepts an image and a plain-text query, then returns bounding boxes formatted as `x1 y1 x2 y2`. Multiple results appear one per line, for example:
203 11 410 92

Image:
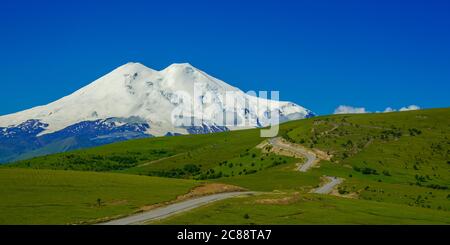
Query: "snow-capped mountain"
0 62 314 162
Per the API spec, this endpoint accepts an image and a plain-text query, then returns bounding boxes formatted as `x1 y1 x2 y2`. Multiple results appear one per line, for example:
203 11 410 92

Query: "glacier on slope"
0 62 314 163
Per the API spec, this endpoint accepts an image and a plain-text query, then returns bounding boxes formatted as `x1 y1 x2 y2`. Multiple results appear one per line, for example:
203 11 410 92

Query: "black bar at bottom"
0 225 447 244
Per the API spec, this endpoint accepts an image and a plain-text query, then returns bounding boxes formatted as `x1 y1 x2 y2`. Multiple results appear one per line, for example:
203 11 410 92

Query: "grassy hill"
1 108 449 224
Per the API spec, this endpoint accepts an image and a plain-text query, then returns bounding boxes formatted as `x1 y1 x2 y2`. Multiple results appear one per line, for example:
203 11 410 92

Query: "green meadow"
0 168 197 224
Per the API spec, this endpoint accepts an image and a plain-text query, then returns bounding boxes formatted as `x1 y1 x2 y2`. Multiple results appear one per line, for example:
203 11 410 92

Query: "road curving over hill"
267 137 343 194
267 137 317 172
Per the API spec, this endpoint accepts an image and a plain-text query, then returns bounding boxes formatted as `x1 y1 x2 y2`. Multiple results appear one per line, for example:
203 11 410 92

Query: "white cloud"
333 104 421 115
334 105 368 114
383 107 396 113
399 105 420 111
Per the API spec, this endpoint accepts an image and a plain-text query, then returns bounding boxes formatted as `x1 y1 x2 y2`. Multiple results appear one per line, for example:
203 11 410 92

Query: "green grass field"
1 108 449 224
0 168 197 224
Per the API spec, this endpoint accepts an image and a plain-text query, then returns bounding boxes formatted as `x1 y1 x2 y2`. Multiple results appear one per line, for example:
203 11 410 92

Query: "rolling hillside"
1 108 449 224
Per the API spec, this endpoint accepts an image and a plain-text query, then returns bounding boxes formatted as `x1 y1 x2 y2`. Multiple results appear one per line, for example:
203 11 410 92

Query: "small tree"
96 198 102 207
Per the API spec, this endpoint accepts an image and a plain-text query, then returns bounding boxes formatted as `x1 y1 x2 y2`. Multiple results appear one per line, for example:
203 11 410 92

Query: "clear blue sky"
1 0 449 115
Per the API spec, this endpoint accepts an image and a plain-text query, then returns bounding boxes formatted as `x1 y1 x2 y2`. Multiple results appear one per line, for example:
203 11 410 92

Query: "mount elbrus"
0 62 314 163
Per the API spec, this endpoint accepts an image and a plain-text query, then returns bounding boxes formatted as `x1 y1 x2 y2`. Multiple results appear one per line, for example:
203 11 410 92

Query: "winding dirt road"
267 137 343 194
268 137 317 172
